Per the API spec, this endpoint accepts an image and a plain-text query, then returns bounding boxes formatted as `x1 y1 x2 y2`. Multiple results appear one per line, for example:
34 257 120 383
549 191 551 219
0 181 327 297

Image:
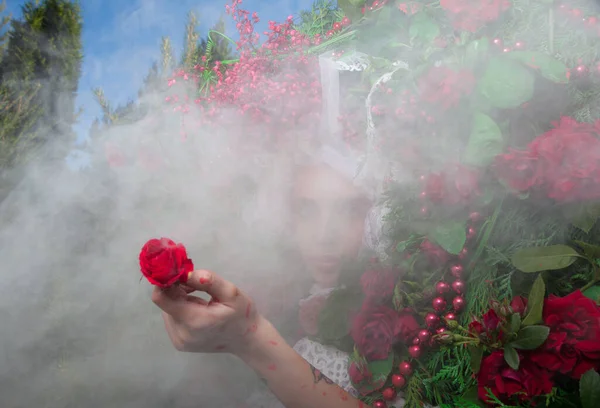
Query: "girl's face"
291 164 371 288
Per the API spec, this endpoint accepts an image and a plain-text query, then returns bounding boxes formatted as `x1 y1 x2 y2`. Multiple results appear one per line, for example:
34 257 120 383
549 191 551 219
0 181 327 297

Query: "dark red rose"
494 149 540 192
348 360 372 385
397 310 421 343
360 268 398 300
477 351 554 405
529 290 600 379
469 309 502 340
139 238 194 288
420 239 450 265
510 296 528 316
298 294 329 336
351 305 402 360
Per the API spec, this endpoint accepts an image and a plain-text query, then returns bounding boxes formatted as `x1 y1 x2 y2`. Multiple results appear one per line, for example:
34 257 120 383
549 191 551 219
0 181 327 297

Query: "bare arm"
151 270 365 408
238 316 366 408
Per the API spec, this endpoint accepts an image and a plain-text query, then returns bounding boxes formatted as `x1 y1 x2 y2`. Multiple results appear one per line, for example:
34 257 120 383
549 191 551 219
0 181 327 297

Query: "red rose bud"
510 296 528 316
348 360 371 384
138 237 194 288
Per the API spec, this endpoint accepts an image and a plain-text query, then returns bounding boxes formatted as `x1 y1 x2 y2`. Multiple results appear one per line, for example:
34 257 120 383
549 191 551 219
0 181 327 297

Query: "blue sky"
7 0 314 148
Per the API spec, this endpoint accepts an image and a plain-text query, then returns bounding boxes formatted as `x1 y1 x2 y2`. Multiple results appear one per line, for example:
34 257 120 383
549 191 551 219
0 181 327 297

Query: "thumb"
185 270 240 305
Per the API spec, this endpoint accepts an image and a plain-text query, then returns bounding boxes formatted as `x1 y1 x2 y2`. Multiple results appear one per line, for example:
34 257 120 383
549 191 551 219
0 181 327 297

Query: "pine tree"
0 0 83 167
0 0 11 61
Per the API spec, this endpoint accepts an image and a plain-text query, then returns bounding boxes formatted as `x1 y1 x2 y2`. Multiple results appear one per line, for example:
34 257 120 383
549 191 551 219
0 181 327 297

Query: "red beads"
450 264 463 278
373 400 387 408
436 281 450 295
418 329 431 343
432 297 447 312
451 279 466 294
382 387 397 401
399 361 413 377
391 373 407 388
425 313 440 328
453 296 466 312
444 312 456 322
408 345 422 359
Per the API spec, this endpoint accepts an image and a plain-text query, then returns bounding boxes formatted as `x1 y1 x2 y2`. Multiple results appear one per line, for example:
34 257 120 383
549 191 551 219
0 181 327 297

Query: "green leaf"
509 313 522 334
463 112 504 167
503 345 520 370
478 56 535 109
465 37 490 67
317 289 360 342
580 369 600 408
522 274 545 326
573 240 600 260
430 221 467 255
337 0 364 22
355 352 394 395
469 345 484 374
564 203 600 234
510 325 550 350
583 285 600 303
459 387 486 407
511 245 580 273
507 51 569 83
409 12 440 44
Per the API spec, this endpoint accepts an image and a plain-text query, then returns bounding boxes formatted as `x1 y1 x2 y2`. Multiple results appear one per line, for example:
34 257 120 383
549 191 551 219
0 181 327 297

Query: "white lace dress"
245 285 407 408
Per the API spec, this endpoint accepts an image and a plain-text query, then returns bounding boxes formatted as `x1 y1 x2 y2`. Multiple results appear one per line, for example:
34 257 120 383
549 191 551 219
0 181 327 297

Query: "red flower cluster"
440 0 511 32
422 164 480 205
474 291 600 405
530 290 600 379
351 264 419 362
138 238 194 288
418 66 476 110
494 117 600 202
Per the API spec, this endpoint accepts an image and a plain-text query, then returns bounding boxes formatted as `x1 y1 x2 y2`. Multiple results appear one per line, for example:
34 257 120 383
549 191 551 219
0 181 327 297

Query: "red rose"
397 310 421 343
453 164 480 200
510 296 528 316
360 268 398 300
348 360 372 385
298 294 328 336
420 239 450 265
351 305 402 360
529 290 600 379
418 66 476 109
477 351 554 405
469 309 502 340
138 238 194 288
494 149 540 192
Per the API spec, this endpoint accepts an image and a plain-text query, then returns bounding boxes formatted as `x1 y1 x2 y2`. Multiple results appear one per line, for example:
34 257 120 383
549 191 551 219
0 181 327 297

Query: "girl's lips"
308 255 341 268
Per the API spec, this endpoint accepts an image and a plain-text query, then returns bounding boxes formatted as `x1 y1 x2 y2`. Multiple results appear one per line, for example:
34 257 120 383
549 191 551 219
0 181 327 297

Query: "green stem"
580 278 599 293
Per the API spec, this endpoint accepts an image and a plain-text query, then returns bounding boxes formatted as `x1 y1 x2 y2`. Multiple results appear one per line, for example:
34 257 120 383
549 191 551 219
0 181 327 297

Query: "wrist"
235 315 280 369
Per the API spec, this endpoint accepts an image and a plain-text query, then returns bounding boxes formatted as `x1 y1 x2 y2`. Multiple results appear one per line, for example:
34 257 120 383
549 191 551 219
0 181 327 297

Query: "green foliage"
477 56 535 109
295 0 342 37
521 274 545 326
579 369 600 408
509 325 550 350
463 112 504 167
511 245 581 273
430 220 467 255
0 0 10 60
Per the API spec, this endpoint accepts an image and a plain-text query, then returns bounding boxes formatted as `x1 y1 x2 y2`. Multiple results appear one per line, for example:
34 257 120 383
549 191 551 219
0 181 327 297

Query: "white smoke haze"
1 1 600 407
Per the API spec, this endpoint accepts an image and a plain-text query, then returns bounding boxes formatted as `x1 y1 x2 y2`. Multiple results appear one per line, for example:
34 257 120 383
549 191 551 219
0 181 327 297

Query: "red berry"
450 264 464 278
341 16 351 26
418 329 431 343
412 337 421 345
432 297 447 312
425 313 440 328
451 280 466 294
436 281 450 295
391 374 407 388
373 400 387 408
326 30 334 37
444 312 456 321
408 345 422 359
382 387 397 401
469 212 482 222
332 22 342 31
453 296 466 312
399 361 413 377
